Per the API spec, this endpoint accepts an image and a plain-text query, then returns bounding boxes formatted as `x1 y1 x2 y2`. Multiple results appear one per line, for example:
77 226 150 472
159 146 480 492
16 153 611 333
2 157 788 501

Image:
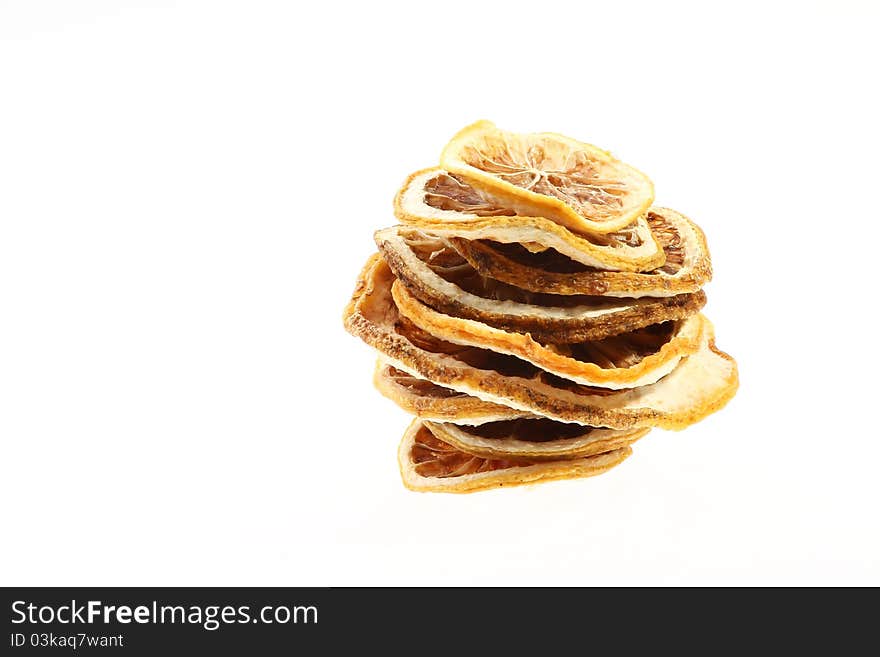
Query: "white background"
1 1 878 586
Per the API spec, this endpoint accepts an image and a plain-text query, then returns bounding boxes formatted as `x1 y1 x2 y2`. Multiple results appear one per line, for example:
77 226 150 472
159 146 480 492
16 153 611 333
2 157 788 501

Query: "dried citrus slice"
399 420 632 493
372 360 537 425
394 168 664 272
393 279 702 389
424 419 648 461
450 207 712 297
440 121 654 235
343 255 738 430
375 227 705 343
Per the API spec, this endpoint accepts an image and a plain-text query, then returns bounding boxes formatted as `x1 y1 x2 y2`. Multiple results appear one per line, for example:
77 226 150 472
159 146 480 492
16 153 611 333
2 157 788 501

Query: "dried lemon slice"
375 227 705 343
344 255 738 430
372 360 536 425
440 121 654 235
373 361 533 425
399 420 632 493
394 168 664 272
393 279 702 389
450 207 712 298
424 419 648 461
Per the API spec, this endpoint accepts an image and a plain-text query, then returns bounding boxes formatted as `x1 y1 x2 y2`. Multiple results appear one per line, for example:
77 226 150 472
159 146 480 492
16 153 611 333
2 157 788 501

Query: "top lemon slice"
440 121 654 235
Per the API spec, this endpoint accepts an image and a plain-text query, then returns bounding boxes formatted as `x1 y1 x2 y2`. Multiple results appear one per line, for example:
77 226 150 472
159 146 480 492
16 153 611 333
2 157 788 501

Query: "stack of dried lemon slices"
344 121 738 493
